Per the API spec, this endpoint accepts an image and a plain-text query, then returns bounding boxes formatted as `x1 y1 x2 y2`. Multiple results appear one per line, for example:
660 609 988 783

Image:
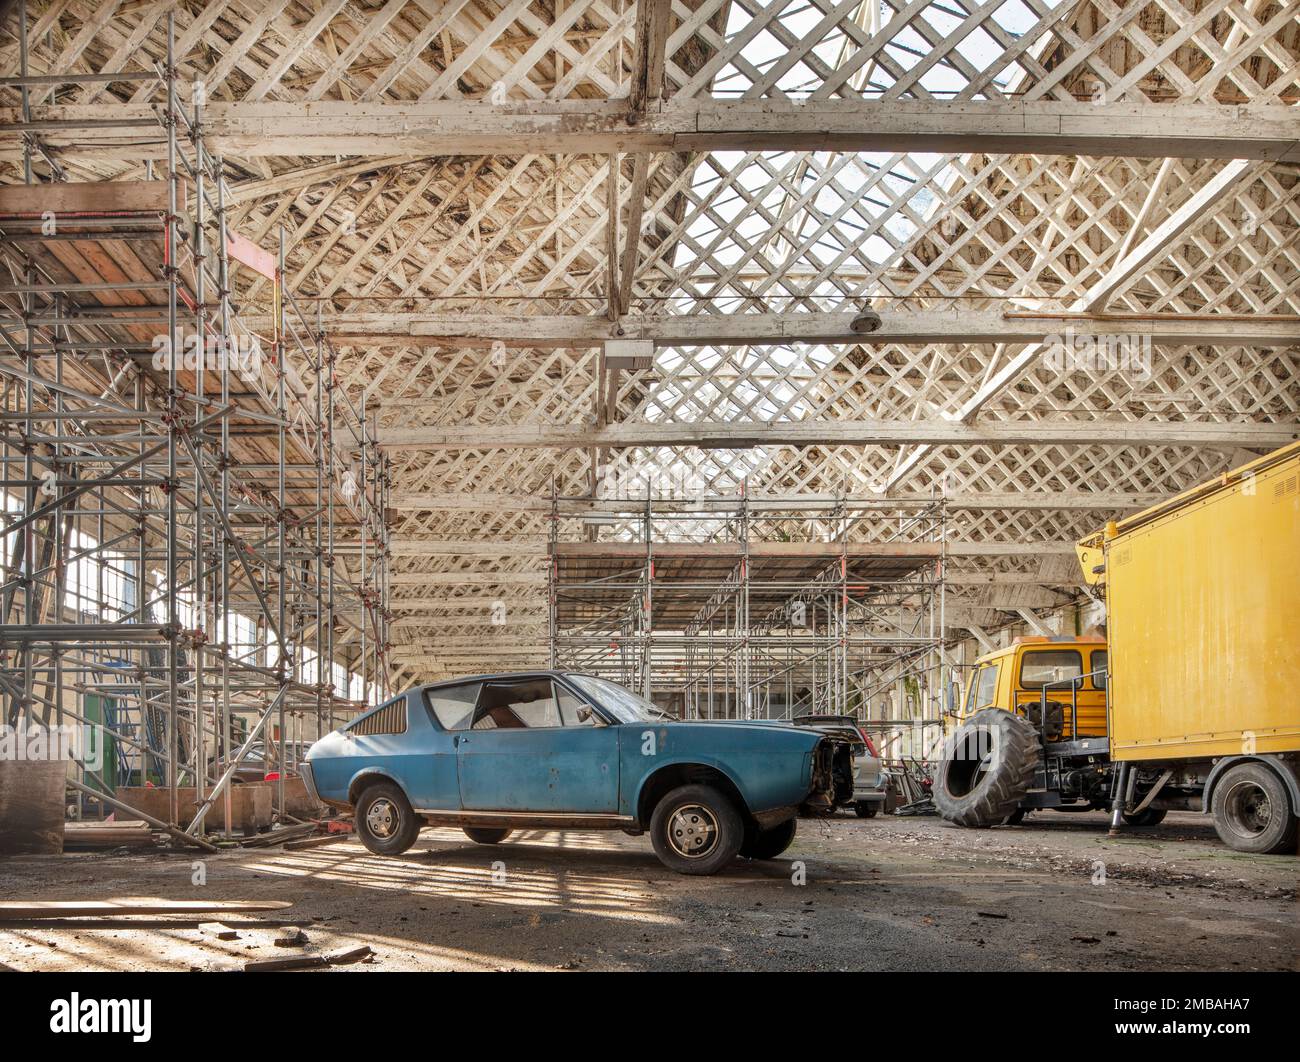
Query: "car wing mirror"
576 707 604 726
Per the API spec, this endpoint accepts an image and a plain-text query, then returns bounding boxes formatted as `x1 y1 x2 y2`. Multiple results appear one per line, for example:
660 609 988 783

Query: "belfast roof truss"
2 0 1297 685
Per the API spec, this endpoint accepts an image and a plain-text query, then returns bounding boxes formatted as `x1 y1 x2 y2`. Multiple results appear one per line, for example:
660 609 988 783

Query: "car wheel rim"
367 798 398 839
1224 780 1271 837
667 803 719 859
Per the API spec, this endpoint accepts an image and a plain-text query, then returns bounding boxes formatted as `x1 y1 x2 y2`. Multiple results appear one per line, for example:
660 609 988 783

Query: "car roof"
415 669 574 692
793 713 857 722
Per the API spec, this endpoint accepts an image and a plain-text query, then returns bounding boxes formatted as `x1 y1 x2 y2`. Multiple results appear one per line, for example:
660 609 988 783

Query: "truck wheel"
740 818 797 860
355 781 421 856
1212 763 1298 855
854 801 879 818
463 827 513 844
1122 807 1166 827
1002 808 1027 825
650 784 744 875
933 709 1040 828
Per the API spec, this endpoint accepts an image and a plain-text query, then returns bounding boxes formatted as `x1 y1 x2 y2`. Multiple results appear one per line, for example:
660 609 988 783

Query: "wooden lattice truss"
2 0 1297 685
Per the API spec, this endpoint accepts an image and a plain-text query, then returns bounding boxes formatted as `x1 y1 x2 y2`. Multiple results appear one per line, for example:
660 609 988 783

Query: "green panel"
82 694 119 794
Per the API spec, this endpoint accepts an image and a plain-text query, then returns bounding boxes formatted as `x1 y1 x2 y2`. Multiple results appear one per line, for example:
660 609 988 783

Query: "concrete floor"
1 810 1295 972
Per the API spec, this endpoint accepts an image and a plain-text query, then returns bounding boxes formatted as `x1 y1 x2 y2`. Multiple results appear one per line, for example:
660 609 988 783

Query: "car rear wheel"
354 781 421 856
1212 762 1298 855
650 784 743 875
463 827 513 845
740 817 797 859
854 801 879 818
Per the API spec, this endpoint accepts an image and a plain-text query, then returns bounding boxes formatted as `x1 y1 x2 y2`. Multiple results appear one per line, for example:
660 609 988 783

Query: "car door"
418 681 481 810
456 677 620 813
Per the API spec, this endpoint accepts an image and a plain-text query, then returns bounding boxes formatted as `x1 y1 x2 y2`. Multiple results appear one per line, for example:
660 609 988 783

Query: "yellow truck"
934 441 1300 853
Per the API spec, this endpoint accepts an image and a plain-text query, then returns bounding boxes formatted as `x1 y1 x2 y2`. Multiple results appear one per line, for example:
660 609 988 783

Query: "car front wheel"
354 781 421 856
650 784 744 875
854 801 878 818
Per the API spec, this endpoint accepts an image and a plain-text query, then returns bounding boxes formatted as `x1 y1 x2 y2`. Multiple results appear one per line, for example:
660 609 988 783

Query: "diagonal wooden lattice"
2 0 1296 683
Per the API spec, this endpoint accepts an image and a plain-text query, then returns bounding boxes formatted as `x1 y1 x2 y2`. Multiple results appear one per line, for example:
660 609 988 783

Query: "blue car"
301 671 853 874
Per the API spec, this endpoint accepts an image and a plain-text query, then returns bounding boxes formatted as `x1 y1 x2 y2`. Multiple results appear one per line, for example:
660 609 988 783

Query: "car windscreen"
567 674 674 724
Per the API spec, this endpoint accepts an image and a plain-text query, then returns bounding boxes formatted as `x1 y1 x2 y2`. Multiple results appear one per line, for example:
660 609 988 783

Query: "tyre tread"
934 709 1040 828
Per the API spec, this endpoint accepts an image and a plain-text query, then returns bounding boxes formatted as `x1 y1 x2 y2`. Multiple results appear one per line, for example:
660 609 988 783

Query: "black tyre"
933 709 1041 828
1212 762 1298 855
649 783 744 875
740 818 797 860
354 781 421 856
854 801 879 818
1002 808 1027 826
1122 807 1167 827
463 827 512 844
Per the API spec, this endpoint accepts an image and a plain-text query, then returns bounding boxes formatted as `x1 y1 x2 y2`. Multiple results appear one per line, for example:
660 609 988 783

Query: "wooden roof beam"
8 100 1297 160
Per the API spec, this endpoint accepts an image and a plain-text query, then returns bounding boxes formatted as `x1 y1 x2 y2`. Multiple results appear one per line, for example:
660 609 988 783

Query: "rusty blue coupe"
301 671 852 874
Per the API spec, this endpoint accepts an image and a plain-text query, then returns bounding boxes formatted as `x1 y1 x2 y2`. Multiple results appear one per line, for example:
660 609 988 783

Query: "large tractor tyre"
739 817 798 860
650 783 744 875
354 781 422 856
1212 762 1298 855
1122 807 1167 827
933 709 1041 828
463 827 513 844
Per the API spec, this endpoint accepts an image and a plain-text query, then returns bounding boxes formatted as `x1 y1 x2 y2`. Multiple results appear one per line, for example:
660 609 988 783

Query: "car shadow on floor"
418 833 808 880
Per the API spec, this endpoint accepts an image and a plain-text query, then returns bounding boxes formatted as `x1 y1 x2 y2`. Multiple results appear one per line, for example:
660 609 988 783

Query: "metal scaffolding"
0 11 390 844
547 490 947 743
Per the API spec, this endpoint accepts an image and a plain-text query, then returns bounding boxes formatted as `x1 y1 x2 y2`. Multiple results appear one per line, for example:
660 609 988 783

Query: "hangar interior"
0 0 1295 975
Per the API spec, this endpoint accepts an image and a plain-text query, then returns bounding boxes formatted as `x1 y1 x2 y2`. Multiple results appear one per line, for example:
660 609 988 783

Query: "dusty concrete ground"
1 810 1295 972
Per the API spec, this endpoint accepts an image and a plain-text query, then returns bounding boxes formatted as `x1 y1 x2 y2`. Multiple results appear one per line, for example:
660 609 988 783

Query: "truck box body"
1085 442 1300 762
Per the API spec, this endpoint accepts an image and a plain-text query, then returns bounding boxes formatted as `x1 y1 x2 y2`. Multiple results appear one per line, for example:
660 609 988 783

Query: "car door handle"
455 735 467 747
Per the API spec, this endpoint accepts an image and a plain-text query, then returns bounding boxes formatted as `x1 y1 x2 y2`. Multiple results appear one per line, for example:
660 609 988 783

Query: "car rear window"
348 697 408 736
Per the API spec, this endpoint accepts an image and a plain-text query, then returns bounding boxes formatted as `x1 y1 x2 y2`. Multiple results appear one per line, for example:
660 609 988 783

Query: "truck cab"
935 442 1299 854
940 636 1123 827
956 637 1108 742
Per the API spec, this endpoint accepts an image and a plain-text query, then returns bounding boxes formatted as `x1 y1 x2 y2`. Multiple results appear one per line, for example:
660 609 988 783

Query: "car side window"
556 683 597 727
425 682 481 731
473 678 561 729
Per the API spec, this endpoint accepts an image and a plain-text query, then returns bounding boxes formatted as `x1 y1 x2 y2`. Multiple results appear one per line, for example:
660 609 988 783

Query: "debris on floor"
244 944 374 973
